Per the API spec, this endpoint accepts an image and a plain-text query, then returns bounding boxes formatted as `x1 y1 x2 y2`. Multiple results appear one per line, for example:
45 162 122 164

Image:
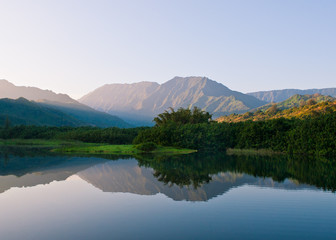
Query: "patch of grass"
55 144 196 155
0 139 79 147
0 139 196 155
226 148 283 156
0 139 103 151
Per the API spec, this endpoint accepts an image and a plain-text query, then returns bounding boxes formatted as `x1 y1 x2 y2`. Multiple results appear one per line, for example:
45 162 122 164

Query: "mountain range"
255 93 335 112
1 77 335 127
0 80 130 127
248 88 336 103
217 94 336 123
79 77 267 125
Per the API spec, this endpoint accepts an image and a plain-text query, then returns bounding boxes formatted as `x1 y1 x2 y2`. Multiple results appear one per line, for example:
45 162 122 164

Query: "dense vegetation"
217 96 336 123
153 107 212 126
134 106 336 156
0 125 145 144
1 103 335 157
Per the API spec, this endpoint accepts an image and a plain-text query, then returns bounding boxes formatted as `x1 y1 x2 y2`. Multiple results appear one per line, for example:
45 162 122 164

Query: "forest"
133 107 336 156
1 106 335 156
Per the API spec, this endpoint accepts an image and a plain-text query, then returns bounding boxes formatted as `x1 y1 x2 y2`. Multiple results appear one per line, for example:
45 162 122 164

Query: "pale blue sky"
0 0 335 98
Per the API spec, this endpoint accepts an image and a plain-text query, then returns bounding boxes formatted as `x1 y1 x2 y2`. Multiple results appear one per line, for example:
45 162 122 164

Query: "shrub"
135 142 157 152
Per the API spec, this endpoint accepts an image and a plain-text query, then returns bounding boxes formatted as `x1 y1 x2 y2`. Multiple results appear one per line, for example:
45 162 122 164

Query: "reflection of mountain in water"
1 148 335 201
77 159 316 202
0 151 111 193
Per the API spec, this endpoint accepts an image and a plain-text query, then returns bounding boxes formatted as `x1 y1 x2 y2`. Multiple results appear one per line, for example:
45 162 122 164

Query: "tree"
307 99 317 106
153 107 212 126
4 116 10 129
266 104 278 115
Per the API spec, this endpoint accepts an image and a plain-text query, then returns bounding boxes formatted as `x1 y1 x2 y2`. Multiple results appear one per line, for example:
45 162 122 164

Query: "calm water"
0 147 335 240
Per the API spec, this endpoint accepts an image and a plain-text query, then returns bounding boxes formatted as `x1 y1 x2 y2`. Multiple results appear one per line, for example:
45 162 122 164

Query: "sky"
0 0 335 99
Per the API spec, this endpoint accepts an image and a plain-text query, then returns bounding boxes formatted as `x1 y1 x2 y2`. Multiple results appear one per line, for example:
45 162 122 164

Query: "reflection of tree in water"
136 153 336 192
3 153 9 166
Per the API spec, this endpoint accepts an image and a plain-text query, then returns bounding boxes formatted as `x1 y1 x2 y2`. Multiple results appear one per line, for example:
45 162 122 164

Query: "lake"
0 147 335 240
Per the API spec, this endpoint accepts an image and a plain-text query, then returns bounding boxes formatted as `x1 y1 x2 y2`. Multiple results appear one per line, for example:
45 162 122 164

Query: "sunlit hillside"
217 95 336 123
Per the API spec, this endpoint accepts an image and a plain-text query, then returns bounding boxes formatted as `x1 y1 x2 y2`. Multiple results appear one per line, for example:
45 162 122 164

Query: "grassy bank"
0 139 81 147
54 144 197 155
0 139 196 155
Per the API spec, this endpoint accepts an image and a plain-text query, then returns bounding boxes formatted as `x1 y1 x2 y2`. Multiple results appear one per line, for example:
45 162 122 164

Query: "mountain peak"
0 79 77 104
79 76 266 126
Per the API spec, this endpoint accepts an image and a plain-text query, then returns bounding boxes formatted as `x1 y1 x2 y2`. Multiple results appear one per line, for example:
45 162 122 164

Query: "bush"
135 142 157 152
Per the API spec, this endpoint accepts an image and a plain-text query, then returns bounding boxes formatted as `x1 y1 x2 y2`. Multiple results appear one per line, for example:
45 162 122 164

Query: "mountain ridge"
217 94 336 123
79 76 267 125
0 80 130 127
248 88 336 103
0 79 76 104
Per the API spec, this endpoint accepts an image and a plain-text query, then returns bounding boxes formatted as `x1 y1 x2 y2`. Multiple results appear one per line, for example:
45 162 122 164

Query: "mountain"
0 79 76 103
0 97 131 127
248 88 336 103
0 80 130 128
217 94 336 123
38 100 131 128
79 77 266 125
256 93 335 112
0 98 84 126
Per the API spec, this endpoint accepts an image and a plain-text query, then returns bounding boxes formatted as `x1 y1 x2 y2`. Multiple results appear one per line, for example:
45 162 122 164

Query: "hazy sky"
0 0 335 99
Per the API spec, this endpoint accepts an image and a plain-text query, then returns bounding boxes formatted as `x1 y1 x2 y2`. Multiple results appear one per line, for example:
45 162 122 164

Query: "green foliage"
0 125 146 144
0 97 130 128
136 152 336 191
135 142 157 152
135 111 336 156
4 116 10 129
1 105 336 157
218 99 336 123
153 107 212 126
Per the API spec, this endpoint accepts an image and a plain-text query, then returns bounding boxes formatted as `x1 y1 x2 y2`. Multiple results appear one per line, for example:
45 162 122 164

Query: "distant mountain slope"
248 88 336 103
217 94 336 123
0 79 76 103
38 100 131 128
79 77 266 125
0 79 130 128
256 94 335 112
0 98 131 127
0 98 84 126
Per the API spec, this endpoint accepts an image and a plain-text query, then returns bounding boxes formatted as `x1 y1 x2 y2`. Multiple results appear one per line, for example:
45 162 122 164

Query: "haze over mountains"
0 79 76 104
1 77 335 127
0 80 130 127
248 88 336 103
79 77 266 125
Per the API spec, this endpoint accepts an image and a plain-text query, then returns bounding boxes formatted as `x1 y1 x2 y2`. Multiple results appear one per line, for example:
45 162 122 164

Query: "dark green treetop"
153 107 212 126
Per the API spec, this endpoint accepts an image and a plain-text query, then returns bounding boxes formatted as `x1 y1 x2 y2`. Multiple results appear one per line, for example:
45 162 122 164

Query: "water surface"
0 148 335 239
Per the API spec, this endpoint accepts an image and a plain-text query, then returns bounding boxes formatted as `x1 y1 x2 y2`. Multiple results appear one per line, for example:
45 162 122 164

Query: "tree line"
1 106 336 156
133 107 336 156
0 125 147 144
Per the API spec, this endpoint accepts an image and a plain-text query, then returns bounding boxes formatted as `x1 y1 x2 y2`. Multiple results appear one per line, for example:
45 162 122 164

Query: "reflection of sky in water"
0 174 335 240
0 152 335 240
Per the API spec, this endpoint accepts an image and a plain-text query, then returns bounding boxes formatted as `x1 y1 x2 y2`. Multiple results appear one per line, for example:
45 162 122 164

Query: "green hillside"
217 94 336 123
0 98 84 127
0 98 131 128
256 94 335 111
38 100 131 128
